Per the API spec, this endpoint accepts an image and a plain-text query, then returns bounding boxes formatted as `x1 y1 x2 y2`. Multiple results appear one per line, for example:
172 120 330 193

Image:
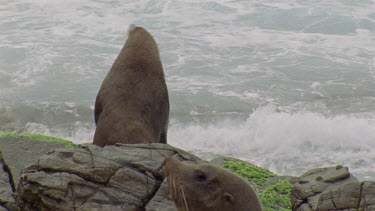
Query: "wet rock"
360 181 375 210
0 137 66 185
2 137 375 210
15 143 203 210
292 165 375 210
316 181 358 210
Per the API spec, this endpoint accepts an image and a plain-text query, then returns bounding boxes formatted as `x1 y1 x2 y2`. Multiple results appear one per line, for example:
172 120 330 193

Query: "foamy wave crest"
24 122 94 144
169 105 375 180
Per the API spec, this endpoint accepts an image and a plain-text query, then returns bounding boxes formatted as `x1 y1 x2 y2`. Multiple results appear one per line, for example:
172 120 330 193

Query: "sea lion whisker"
164 156 263 211
170 176 180 204
172 177 176 195
181 186 190 211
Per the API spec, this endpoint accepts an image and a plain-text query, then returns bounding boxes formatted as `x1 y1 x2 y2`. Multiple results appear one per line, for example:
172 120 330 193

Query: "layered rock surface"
0 137 67 186
0 137 375 211
0 138 203 210
17 143 204 210
0 137 68 211
292 165 375 211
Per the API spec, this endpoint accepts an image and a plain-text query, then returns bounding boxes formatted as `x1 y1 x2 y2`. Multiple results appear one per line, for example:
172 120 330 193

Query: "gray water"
1 0 375 180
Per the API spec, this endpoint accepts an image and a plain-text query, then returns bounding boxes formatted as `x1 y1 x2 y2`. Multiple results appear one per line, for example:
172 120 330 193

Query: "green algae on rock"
223 160 276 186
0 133 77 148
223 160 292 211
260 180 292 211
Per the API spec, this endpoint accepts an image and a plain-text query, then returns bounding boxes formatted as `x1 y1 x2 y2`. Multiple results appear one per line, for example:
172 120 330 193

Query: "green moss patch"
223 161 276 186
0 133 77 148
260 180 293 211
223 160 292 211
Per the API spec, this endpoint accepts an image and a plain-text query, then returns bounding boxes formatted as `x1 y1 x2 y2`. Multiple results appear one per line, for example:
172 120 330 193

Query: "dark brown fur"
164 156 263 211
93 26 169 146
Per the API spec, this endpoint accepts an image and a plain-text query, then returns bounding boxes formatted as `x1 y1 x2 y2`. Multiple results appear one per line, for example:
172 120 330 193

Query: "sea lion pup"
93 25 169 146
164 156 263 211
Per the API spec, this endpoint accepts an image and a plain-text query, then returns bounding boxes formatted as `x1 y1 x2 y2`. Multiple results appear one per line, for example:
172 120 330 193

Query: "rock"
1 137 375 210
0 137 66 185
0 151 16 211
145 181 175 211
291 165 375 211
15 142 204 210
316 180 375 210
317 181 358 210
360 181 375 210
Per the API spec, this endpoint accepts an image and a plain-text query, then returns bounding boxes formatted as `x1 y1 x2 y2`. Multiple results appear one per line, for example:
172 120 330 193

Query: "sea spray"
169 105 375 180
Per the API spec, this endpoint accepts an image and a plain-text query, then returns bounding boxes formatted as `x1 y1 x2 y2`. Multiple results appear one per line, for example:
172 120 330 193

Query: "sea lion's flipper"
94 95 102 125
159 132 167 144
159 94 169 144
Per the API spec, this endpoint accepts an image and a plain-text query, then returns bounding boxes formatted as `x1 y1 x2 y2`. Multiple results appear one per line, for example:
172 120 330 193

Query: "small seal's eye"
223 193 233 202
194 170 206 181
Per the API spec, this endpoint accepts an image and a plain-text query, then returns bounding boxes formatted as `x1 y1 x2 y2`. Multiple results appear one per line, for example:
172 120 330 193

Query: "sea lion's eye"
223 193 234 202
194 170 206 181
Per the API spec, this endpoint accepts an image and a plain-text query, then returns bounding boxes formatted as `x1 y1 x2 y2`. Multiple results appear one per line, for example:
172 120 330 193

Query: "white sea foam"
22 104 375 180
128 24 137 35
24 121 94 144
169 105 375 180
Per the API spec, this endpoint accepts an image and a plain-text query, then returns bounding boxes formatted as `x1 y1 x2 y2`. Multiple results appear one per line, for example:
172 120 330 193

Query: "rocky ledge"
0 136 203 210
292 165 375 211
0 135 374 211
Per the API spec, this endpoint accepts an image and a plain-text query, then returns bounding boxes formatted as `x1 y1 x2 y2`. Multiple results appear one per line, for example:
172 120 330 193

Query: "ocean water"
1 0 375 180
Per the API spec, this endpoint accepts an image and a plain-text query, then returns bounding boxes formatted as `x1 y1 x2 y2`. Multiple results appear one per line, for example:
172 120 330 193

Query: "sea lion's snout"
164 156 181 177
164 157 263 211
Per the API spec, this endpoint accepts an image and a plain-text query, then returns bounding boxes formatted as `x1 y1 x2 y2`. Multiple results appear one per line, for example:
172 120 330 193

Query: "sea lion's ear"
194 170 207 182
223 192 234 203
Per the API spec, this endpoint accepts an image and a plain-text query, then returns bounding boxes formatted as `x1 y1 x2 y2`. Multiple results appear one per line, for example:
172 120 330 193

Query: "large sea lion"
93 25 169 146
164 156 263 211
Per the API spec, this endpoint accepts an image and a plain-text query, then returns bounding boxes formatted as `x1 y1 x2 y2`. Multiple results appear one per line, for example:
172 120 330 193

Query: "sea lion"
164 156 263 211
93 25 169 146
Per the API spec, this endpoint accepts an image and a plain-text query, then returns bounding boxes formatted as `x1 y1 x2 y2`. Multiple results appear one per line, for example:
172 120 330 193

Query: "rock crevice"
0 152 15 193
0 151 16 210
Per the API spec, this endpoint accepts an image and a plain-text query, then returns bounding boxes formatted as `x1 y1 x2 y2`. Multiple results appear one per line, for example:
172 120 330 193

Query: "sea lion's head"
164 156 262 211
